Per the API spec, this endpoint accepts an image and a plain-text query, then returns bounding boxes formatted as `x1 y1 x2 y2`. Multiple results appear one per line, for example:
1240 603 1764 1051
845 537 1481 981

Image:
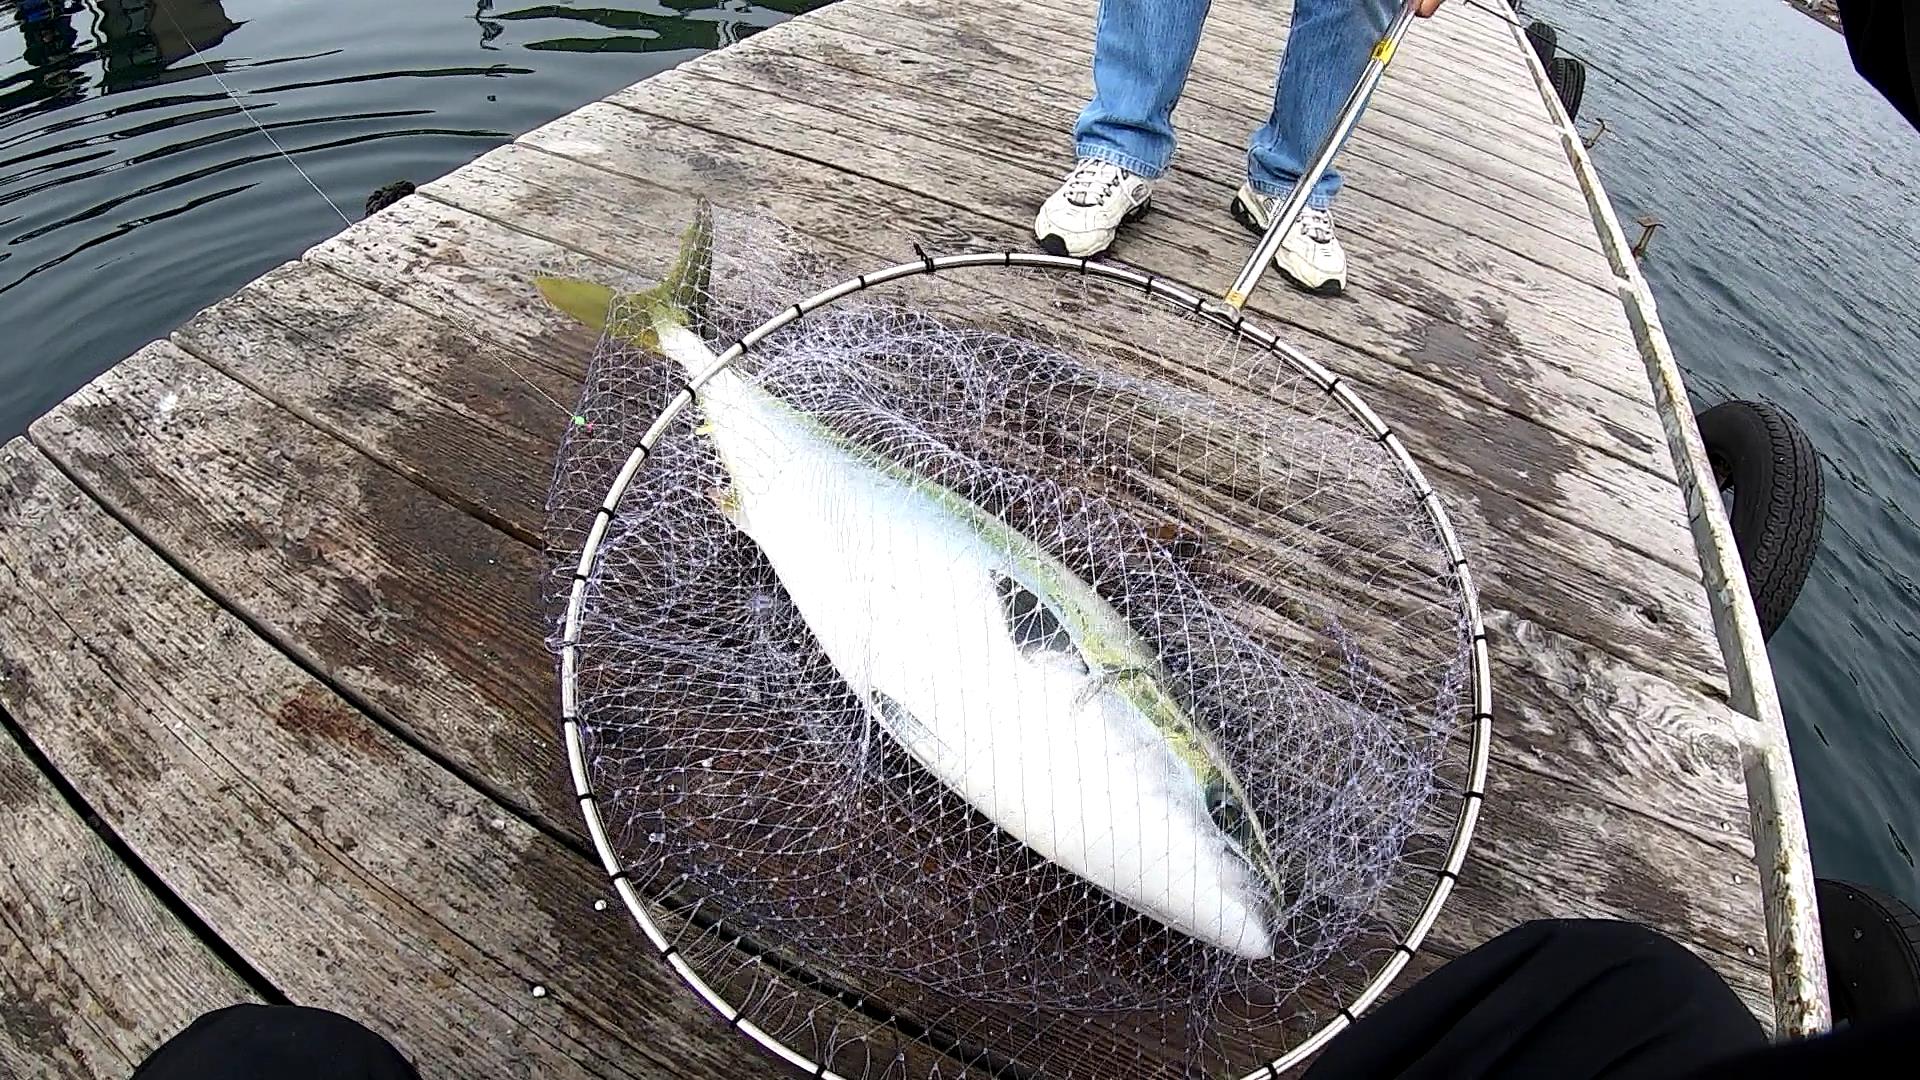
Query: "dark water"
1522 0 1920 907
4 0 1918 913
0 0 812 433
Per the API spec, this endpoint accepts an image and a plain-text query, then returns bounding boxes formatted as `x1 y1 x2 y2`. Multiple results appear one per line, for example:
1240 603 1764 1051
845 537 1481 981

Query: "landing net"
548 211 1490 1079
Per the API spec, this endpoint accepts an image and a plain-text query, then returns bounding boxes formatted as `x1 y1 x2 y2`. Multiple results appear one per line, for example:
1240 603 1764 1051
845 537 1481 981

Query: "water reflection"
1 0 237 119
2 1 88 116
481 1 802 52
96 0 239 90
0 0 813 438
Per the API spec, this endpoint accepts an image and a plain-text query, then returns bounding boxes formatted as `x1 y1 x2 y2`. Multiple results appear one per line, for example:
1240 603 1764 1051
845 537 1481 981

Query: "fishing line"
163 13 353 229
157 7 582 425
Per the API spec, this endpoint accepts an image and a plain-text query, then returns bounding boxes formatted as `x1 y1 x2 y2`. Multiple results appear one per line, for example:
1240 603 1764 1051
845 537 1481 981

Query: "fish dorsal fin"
994 574 1086 672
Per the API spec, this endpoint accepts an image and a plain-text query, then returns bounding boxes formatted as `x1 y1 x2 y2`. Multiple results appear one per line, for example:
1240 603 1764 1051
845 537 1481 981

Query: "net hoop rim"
556 250 1494 1079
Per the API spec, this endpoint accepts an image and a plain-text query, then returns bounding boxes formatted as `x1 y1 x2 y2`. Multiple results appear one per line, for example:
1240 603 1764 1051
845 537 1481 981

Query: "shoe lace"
1064 160 1126 206
1298 205 1337 245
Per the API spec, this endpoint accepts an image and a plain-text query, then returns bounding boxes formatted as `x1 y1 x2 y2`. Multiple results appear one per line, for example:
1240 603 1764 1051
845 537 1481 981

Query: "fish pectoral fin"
703 484 742 525
868 690 949 757
993 574 1088 672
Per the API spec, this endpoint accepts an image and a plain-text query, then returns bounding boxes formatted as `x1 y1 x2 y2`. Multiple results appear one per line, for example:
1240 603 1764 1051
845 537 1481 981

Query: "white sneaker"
1034 159 1153 258
1230 181 1348 296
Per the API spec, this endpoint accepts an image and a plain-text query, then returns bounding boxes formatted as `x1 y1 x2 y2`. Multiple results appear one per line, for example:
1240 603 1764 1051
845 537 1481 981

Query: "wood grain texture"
42 329 1774 1027
56 229 1770 1013
0 713 256 1080
643 28 1656 416
664 30 1649 375
578 104 1675 558
0 0 1785 1064
453 108 1727 692
271 206 1768 1002
629 30 1665 484
29 342 568 831
884 0 1590 196
168 260 576 548
723 18 1621 287
194 220 1755 865
0 431 806 1080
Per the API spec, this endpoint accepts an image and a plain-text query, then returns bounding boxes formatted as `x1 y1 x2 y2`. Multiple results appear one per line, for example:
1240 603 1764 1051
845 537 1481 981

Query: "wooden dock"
0 0 1817 1075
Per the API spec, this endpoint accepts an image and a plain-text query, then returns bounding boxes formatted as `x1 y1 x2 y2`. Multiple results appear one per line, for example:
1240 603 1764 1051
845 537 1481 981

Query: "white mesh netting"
547 212 1479 1079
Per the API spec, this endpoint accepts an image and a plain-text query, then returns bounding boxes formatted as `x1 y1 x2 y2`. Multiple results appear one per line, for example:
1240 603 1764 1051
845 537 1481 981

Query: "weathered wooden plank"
169 261 575 548
744 19 1619 282
1449 845 1774 1025
1487 612 1754 858
37 271 1768 994
0 711 256 1080
564 99 1681 568
1467 762 1772 1012
617 59 1663 437
794 8 1589 244
0 0 1788 1065
0 353 1274 1068
677 31 1642 348
456 113 1720 668
506 93 1681 534
930 0 1570 152
222 238 1745 868
293 182 1764 991
370 137 1723 699
1059 0 1579 167
24 342 1310 1078
29 346 565 833
0 429 799 1080
654 28 1660 450
618 58 1651 422
22 342 1766 1014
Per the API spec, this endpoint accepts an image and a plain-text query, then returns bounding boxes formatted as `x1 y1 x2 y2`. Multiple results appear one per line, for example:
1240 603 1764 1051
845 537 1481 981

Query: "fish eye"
1206 779 1249 842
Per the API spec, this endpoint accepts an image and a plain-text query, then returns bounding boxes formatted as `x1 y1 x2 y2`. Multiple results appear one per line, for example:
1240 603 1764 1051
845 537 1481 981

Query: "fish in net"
545 207 1488 1079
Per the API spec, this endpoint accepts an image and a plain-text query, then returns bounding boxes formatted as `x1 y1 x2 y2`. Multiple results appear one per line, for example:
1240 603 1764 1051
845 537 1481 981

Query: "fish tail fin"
534 201 715 364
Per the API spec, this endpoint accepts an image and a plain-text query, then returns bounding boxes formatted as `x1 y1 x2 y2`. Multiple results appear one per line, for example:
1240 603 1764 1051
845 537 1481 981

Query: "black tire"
1525 21 1558 66
1816 878 1920 1025
364 180 415 217
1548 55 1587 121
1695 400 1824 638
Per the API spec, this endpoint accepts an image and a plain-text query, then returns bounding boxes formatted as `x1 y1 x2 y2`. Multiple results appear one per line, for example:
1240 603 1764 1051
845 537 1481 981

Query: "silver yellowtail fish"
540 209 1281 958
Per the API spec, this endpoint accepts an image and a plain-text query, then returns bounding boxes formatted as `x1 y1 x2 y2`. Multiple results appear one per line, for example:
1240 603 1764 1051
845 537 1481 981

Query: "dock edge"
1499 13 1832 1037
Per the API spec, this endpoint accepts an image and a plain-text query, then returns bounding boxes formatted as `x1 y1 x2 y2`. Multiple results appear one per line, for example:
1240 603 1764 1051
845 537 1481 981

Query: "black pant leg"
1304 920 1765 1080
132 1004 419 1080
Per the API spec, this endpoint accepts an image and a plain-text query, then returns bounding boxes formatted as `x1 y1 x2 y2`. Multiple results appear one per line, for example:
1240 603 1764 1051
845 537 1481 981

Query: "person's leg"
1037 0 1210 256
1304 920 1765 1080
133 1004 420 1080
1072 0 1214 179
1245 0 1397 206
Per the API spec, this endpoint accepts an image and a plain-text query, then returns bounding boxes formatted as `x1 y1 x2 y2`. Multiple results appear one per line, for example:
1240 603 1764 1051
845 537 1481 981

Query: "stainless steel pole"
1223 0 1424 309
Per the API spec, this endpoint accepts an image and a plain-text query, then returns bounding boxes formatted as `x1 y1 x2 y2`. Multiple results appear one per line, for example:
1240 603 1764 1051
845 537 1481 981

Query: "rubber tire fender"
1816 878 1920 1025
1548 55 1587 121
1695 400 1824 639
1525 20 1557 66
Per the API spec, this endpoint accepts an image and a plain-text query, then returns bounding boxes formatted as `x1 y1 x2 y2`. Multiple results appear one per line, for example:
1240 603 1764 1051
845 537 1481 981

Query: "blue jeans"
1073 0 1397 207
